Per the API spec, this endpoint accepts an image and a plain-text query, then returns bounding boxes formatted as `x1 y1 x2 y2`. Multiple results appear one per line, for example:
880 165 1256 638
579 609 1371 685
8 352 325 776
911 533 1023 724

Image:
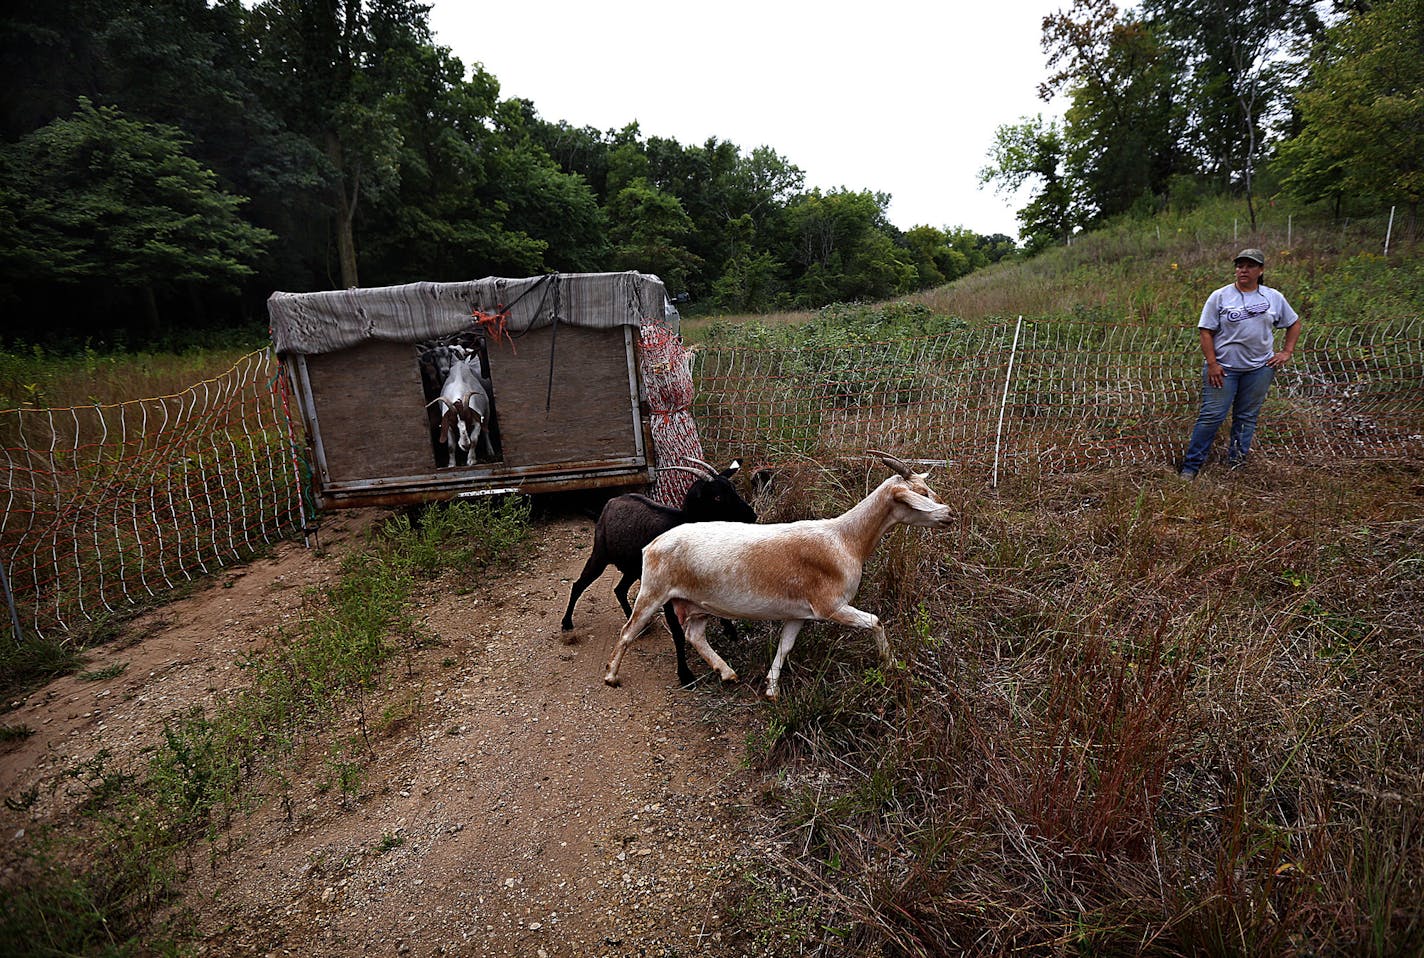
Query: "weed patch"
739 461 1424 955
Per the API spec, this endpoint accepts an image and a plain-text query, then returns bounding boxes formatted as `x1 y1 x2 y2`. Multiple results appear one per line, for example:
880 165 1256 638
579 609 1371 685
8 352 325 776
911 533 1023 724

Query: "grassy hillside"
686 198 1421 342
920 199 1419 327
694 201 1424 956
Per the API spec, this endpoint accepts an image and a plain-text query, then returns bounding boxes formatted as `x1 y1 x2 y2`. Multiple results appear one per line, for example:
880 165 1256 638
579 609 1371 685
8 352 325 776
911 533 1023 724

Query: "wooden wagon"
268 272 700 510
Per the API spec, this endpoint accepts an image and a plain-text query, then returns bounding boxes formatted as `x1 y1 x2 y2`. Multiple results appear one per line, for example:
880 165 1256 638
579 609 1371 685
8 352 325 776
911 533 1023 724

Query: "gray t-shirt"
1198 282 1299 370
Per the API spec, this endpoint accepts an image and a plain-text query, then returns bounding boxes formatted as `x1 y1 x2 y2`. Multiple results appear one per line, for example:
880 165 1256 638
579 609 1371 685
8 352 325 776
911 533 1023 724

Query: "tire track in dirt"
2 507 772 957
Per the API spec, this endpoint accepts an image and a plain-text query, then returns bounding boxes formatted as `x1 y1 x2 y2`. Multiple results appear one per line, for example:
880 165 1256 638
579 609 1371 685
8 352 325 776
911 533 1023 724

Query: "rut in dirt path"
170 511 773 957
0 507 779 958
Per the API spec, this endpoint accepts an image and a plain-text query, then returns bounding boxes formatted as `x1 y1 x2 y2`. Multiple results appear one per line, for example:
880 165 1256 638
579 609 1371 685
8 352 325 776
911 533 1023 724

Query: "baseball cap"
1234 248 1266 266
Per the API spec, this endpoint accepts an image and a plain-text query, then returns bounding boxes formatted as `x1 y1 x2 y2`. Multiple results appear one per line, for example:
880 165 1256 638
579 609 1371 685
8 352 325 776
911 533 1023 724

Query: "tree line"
6 1 1416 348
980 0 1424 251
0 0 1013 347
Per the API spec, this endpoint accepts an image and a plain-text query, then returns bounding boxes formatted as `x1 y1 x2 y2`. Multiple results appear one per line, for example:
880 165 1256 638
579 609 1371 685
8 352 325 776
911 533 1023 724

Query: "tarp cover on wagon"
267 271 679 355
266 272 704 510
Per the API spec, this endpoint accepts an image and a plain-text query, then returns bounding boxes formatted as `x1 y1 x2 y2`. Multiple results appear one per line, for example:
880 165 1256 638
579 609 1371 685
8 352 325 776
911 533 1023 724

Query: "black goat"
561 457 757 686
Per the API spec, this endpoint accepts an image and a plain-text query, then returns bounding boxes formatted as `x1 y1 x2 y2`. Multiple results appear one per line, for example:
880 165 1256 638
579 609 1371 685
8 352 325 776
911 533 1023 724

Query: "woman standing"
1179 248 1303 479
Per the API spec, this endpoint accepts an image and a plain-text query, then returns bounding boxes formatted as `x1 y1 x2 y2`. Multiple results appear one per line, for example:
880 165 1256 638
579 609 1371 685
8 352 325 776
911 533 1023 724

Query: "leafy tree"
727 146 805 222
606 177 703 293
0 0 313 288
1277 0 1424 236
781 189 915 305
948 227 1017 267
523 108 614 199
902 226 967 288
711 250 788 313
351 44 607 283
1008 0 1324 235
246 0 432 288
631 136 804 300
639 135 743 297
605 135 653 197
490 147 608 274
1 0 110 141
980 116 1079 250
1140 0 1325 224
0 99 273 333
355 51 535 282
1039 0 1182 221
87 0 258 158
1 0 253 144
699 143 803 292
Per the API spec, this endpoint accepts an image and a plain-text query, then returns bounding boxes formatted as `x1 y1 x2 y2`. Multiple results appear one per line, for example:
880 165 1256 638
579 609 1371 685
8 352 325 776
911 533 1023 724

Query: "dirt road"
1 507 773 957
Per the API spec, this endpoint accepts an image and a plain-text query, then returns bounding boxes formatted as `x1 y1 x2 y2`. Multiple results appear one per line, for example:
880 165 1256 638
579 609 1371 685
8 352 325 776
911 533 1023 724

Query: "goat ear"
439 409 456 444
722 458 742 477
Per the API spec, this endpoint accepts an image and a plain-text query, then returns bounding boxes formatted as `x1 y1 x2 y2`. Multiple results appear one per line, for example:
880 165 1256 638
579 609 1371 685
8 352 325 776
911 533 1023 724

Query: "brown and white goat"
603 452 953 699
429 358 492 466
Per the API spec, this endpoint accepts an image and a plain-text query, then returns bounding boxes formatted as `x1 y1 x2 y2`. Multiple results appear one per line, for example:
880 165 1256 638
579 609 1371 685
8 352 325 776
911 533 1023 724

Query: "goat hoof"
719 671 738 686
560 620 573 632
603 674 621 687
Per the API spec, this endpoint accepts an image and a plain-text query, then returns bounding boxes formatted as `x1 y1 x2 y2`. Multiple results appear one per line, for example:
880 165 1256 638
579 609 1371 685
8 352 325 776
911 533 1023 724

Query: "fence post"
992 316 1025 489
1386 205 1396 255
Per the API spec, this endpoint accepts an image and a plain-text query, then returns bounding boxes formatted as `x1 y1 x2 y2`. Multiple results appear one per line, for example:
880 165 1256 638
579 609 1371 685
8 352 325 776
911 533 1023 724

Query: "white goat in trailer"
603 452 954 699
431 358 493 466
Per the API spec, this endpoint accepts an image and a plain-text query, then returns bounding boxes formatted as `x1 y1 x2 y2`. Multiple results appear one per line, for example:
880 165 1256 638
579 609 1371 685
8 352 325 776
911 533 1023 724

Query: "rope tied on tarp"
473 307 514 352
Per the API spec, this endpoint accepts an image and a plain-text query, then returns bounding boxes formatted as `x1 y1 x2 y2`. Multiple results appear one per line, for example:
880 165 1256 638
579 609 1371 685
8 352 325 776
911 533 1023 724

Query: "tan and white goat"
603 452 954 699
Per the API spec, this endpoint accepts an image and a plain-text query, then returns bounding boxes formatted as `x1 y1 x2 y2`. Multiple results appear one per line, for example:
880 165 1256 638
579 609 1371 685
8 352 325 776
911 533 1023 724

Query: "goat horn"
868 449 914 478
683 456 719 477
661 466 710 479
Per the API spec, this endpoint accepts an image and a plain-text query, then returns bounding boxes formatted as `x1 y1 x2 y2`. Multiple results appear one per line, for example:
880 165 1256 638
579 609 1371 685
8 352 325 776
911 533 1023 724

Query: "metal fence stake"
1 557 22 646
992 316 1025 490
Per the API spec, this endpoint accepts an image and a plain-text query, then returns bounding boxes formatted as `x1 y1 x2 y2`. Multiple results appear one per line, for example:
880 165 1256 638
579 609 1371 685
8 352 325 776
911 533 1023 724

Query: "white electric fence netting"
2 350 309 642
690 318 1423 477
4 319 1422 641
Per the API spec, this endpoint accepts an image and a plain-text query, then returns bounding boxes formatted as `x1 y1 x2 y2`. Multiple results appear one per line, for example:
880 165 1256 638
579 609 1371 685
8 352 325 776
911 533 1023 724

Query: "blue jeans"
1182 364 1276 472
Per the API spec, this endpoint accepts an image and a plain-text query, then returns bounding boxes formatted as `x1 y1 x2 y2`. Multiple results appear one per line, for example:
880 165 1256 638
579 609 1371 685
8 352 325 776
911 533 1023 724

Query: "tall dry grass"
725 456 1423 956
685 203 1424 953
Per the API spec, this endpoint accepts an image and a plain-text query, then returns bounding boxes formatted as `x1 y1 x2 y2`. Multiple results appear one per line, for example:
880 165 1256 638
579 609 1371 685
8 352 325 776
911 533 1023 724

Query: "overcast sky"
425 1 1067 240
